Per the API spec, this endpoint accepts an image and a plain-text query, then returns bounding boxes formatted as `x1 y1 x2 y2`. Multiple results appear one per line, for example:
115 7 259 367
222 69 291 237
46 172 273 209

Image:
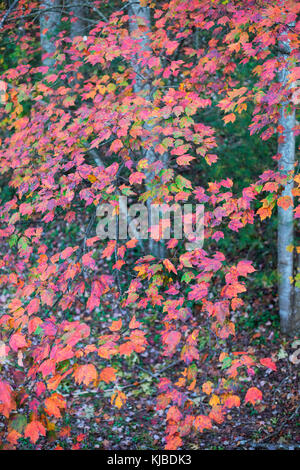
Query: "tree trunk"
67 1 85 39
40 0 61 67
128 0 167 258
293 253 300 332
277 28 298 334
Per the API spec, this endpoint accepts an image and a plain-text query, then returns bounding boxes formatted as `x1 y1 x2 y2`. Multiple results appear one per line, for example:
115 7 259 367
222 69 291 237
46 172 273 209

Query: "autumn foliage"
0 0 299 450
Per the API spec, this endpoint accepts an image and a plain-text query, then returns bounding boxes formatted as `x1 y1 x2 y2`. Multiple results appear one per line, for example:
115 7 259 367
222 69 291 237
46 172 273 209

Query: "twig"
0 0 19 29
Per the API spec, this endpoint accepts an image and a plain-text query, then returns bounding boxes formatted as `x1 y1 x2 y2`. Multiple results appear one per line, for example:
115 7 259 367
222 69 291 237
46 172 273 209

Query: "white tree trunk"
277 30 296 334
40 0 61 67
293 253 300 332
67 1 85 39
128 1 166 257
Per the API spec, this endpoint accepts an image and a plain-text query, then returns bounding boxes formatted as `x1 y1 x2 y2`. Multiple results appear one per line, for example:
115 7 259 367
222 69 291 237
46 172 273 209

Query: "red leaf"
9 333 27 352
260 357 276 371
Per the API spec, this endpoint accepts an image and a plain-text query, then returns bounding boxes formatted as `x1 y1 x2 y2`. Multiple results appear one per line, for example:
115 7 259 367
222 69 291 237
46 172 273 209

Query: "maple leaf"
102 240 116 259
27 298 40 315
194 415 212 432
7 429 22 445
278 196 293 210
129 172 146 185
162 330 181 355
44 394 66 418
0 381 12 410
209 394 220 407
209 405 224 424
99 367 117 384
113 259 125 270
202 381 213 395
176 155 195 166
110 139 123 153
165 434 182 450
24 421 46 444
127 314 140 329
223 395 241 409
109 319 122 331
60 246 78 260
163 259 177 274
260 357 276 371
245 387 262 405
74 364 98 386
236 260 255 276
223 113 236 124
9 333 27 352
111 390 126 409
166 406 182 421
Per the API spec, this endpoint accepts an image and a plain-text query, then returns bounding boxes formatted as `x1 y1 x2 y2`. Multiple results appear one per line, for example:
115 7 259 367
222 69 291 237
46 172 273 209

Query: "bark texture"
67 1 85 39
40 0 61 67
128 0 166 257
277 29 298 334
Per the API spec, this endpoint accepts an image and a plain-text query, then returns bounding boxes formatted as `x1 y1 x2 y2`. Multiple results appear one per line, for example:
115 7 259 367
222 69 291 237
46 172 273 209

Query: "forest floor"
14 281 299 451
2 248 298 451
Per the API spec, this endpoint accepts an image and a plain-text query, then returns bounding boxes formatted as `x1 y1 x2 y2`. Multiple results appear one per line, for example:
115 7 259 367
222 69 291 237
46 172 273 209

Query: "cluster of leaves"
0 0 299 449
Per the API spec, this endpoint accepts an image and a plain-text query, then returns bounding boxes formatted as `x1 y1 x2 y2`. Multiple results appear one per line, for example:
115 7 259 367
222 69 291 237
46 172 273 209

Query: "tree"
128 0 168 257
39 0 61 67
277 23 299 334
0 0 298 450
67 0 86 39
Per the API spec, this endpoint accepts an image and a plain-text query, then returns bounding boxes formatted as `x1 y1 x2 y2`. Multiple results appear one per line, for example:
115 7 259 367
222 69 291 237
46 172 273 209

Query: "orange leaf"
223 395 241 409
163 259 177 274
110 139 123 153
194 415 212 432
209 394 220 407
74 364 98 386
24 421 46 444
202 381 213 395
99 367 117 384
223 113 236 124
111 390 126 409
245 387 262 405
129 315 141 329
44 394 66 418
209 405 224 424
109 319 122 331
278 196 293 210
7 429 21 445
165 434 182 450
166 406 182 421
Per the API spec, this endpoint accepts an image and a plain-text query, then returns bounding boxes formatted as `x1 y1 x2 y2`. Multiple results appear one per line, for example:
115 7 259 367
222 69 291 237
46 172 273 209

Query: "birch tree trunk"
128 0 165 258
67 1 85 39
293 253 300 332
277 29 297 334
40 0 61 67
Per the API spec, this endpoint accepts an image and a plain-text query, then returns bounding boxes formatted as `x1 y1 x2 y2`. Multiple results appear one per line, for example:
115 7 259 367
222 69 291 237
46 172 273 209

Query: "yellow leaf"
87 174 97 183
209 394 220 407
202 381 213 395
111 390 126 409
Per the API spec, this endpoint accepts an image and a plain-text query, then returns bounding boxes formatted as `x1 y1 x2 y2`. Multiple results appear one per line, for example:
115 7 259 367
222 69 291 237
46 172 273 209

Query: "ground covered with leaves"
5 274 298 451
